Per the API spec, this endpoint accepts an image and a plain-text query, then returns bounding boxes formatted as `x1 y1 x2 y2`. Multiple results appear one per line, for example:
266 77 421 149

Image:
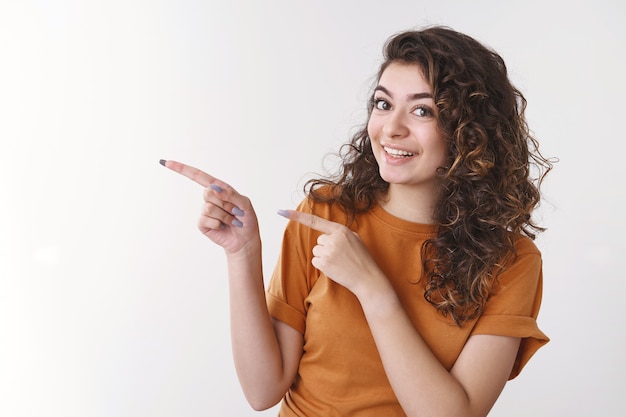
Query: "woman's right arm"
226 244 303 410
161 160 303 410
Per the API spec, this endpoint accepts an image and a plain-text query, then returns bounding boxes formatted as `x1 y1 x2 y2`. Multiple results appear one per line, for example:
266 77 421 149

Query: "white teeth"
384 146 415 157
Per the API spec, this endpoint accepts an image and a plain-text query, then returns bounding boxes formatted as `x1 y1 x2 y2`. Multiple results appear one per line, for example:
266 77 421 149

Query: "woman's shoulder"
512 234 542 257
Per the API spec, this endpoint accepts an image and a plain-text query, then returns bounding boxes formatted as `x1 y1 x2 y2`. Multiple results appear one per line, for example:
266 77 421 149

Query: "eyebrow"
374 85 433 101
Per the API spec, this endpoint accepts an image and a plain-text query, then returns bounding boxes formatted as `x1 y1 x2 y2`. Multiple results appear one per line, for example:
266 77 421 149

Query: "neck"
377 184 439 224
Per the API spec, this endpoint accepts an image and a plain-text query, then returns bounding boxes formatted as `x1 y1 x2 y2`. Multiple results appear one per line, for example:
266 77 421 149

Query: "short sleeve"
266 198 321 335
470 237 549 379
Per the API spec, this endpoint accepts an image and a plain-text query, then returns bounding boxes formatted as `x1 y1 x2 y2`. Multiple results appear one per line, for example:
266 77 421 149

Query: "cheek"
435 139 449 166
366 115 383 137
366 118 374 139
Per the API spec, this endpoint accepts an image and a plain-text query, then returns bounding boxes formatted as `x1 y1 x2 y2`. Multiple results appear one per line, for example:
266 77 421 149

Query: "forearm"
358 283 472 417
225 242 290 409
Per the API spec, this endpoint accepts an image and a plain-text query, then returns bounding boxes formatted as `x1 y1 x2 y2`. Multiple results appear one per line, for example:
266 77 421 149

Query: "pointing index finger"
278 209 342 234
160 159 216 188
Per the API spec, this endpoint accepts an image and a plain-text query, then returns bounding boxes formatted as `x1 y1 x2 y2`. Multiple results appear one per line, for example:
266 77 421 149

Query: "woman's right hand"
161 159 303 409
160 159 260 255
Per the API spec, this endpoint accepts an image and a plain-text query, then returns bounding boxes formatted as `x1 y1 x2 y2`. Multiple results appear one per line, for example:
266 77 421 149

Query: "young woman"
161 26 552 417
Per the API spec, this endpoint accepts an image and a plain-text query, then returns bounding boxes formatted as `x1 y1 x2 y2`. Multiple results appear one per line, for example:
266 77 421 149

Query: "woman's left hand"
278 209 386 297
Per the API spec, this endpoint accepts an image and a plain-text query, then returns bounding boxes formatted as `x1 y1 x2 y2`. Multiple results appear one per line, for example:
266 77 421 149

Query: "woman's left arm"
280 209 520 417
359 280 520 417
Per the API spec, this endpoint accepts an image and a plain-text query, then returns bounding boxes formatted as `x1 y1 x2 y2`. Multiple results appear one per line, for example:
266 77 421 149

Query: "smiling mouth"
384 146 415 158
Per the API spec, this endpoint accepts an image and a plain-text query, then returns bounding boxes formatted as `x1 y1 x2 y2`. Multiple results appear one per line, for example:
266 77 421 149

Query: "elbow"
237 368 295 411
249 402 276 412
244 391 283 412
247 398 281 412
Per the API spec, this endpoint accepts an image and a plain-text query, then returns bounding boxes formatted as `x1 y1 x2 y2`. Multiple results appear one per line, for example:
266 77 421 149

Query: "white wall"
1 0 624 416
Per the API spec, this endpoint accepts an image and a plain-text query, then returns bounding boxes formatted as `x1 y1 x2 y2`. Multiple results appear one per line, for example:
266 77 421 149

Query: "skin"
368 62 448 224
160 160 302 410
161 62 521 417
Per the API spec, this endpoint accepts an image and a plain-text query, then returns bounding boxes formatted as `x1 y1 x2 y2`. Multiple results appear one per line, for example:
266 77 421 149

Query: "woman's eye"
413 106 433 117
373 99 390 110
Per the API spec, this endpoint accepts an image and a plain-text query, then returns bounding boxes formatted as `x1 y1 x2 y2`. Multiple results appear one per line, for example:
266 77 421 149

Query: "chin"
379 169 409 184
379 175 410 186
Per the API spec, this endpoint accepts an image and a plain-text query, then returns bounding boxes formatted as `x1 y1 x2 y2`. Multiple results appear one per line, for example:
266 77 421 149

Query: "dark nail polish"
232 207 245 216
159 159 167 166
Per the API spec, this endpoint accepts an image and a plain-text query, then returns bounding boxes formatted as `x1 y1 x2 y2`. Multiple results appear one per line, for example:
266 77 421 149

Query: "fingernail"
159 159 167 166
232 207 244 216
209 184 223 193
232 219 243 228
277 209 290 218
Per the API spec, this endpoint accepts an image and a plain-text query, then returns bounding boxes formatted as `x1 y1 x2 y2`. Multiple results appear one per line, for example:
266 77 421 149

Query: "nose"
382 110 409 139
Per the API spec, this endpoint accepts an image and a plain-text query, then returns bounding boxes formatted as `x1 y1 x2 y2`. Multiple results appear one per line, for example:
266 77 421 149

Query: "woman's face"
367 62 447 193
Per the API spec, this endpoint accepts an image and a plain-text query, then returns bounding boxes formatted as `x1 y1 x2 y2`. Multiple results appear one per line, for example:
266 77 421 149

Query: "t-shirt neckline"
370 203 439 236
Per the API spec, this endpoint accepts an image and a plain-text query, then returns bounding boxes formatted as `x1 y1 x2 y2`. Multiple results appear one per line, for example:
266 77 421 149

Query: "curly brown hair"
305 26 553 326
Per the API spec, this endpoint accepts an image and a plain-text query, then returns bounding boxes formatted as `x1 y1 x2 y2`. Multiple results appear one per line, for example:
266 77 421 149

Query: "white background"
1 0 625 416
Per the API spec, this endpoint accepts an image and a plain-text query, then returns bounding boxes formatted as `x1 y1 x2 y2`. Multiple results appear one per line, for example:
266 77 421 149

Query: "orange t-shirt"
266 197 548 416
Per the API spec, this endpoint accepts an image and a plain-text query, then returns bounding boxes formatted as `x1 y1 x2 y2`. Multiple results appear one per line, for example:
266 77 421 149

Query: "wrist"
225 237 262 258
225 239 262 271
355 272 400 313
225 239 264 287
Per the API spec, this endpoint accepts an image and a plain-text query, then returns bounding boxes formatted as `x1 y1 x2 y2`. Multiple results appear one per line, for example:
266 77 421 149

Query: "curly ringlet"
305 26 553 326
